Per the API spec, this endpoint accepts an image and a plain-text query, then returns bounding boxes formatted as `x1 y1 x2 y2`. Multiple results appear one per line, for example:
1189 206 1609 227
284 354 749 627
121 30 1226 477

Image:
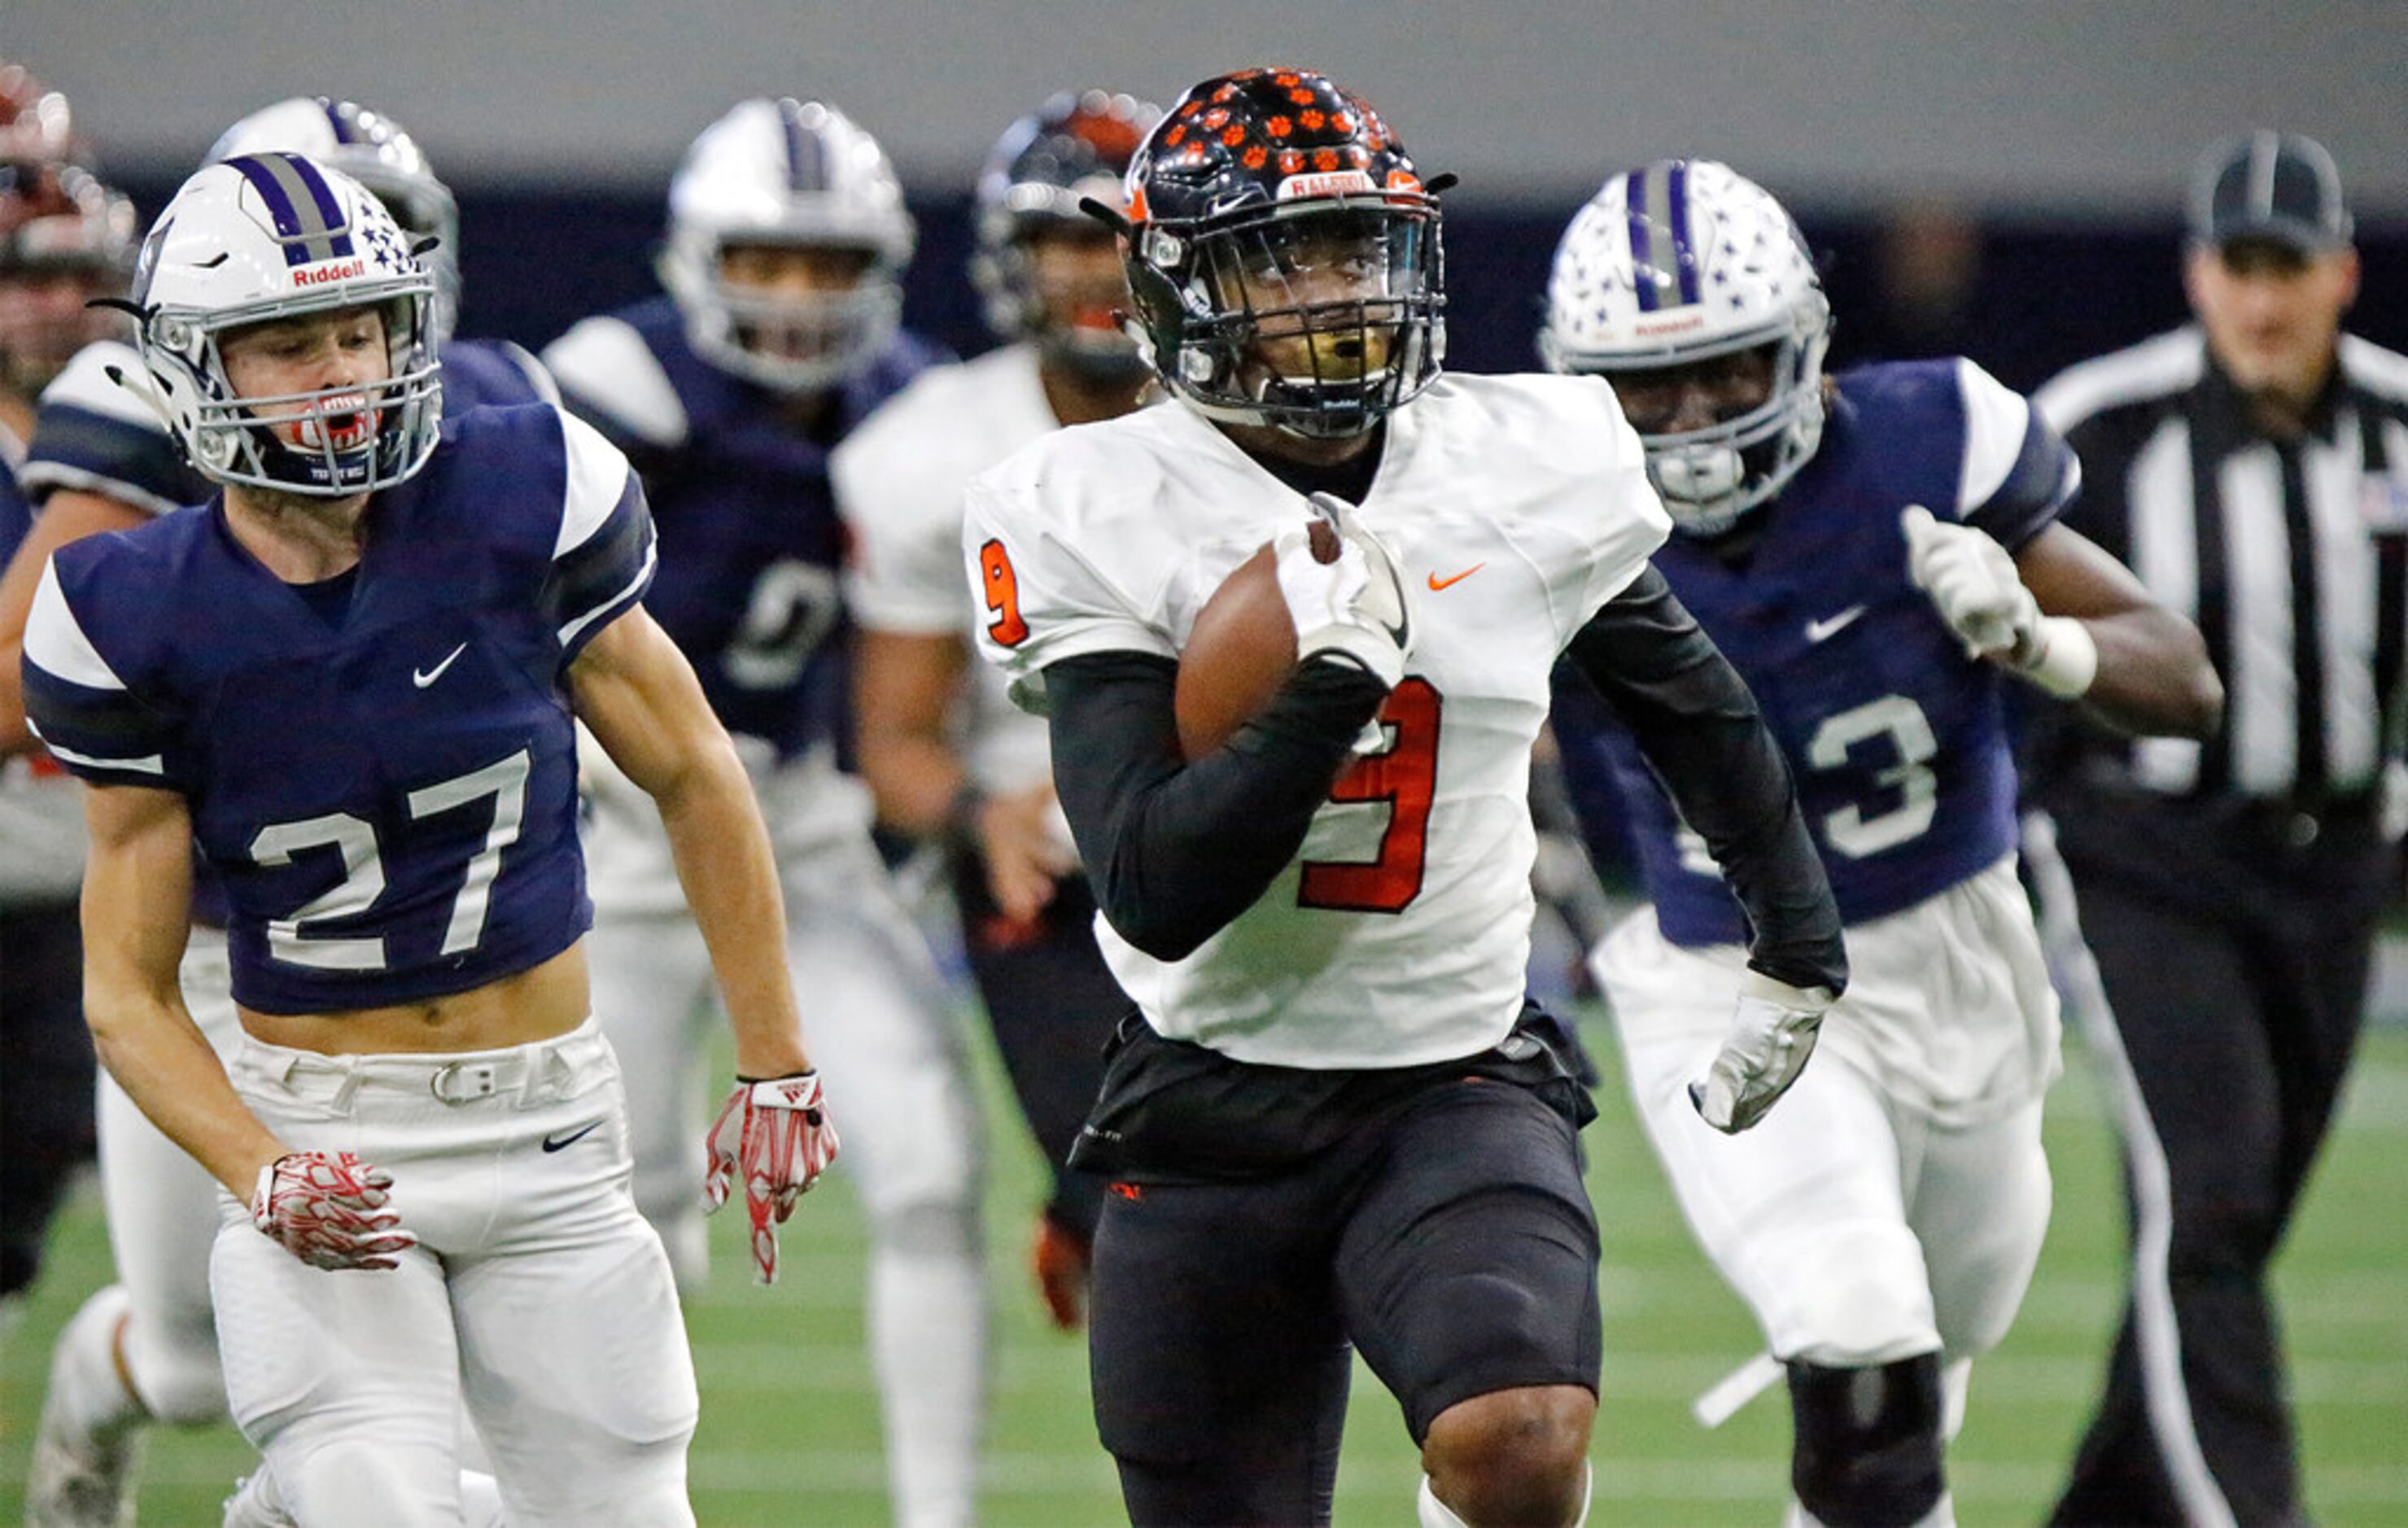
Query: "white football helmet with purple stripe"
658 98 916 391
1540 159 1829 535
129 151 442 496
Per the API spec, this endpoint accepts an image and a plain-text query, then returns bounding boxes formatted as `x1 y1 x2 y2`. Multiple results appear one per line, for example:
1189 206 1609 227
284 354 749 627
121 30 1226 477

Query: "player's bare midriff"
236 941 592 1056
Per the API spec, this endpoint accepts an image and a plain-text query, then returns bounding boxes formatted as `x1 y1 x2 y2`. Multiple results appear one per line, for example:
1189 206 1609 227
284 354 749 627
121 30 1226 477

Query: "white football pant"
583 741 985 1528
216 1019 695 1527
1595 855 2056 1369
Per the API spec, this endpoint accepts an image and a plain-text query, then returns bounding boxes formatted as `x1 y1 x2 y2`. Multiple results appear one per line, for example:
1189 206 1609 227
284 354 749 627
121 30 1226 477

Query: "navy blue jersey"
544 297 946 760
0 452 28 567
20 336 553 519
22 404 654 1014
1554 358 2078 945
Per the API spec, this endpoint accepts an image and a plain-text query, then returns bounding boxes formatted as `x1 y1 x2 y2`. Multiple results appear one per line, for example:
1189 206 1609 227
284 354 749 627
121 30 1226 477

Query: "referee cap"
2191 130 2352 254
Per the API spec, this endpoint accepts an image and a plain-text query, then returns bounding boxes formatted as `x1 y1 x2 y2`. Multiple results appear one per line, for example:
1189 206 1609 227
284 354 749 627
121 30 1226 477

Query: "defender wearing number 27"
967 69 1846 1528
19 152 833 1524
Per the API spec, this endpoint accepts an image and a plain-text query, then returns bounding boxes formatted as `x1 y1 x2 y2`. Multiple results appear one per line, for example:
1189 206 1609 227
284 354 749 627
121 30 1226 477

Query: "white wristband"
2019 615 2098 699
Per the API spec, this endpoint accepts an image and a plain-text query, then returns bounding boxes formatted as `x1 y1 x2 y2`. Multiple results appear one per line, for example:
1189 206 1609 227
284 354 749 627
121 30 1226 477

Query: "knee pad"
1787 1352 1945 1528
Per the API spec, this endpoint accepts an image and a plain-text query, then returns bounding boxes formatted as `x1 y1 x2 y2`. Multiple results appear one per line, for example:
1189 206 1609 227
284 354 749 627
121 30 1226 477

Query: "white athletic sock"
867 1233 986 1528
1418 1475 1472 1527
48 1285 145 1443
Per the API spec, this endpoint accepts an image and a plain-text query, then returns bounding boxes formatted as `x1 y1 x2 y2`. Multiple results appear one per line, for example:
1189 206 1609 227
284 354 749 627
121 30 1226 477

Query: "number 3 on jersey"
1300 679 1441 913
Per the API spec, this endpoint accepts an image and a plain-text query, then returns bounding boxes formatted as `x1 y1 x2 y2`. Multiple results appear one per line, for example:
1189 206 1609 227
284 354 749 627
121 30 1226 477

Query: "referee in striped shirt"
2027 132 2406 1528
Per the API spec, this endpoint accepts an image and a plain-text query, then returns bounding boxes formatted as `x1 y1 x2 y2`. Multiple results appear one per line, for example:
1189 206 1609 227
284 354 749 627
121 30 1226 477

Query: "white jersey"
833 343 1061 798
965 373 1669 1068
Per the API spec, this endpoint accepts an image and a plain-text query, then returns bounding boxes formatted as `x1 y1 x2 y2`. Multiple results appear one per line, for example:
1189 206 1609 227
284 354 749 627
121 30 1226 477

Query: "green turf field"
6 1014 2404 1525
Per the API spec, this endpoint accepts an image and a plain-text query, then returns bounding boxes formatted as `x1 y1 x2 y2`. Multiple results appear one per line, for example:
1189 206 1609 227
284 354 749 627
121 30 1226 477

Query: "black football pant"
953 857 1125 1240
0 899 92 1299
2043 796 2385 1527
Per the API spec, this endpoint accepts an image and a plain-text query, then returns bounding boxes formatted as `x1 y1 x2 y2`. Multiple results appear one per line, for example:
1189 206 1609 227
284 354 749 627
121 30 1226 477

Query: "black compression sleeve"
1043 651 1389 961
1564 567 1848 995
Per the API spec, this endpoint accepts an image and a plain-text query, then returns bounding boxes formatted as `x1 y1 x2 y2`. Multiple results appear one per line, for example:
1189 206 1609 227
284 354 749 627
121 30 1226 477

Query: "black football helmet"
1112 68 1446 439
973 89 1158 379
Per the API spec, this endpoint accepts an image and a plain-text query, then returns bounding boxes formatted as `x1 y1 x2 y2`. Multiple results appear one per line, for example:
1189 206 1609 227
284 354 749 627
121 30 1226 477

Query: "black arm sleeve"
1043 651 1389 962
1563 566 1848 995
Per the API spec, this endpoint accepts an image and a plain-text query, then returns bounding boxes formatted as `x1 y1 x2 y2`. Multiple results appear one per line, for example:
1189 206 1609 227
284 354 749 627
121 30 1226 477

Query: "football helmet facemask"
1116 68 1445 440
209 98 464 342
659 98 916 393
1540 159 1830 536
0 162 138 396
129 152 442 496
972 89 1159 381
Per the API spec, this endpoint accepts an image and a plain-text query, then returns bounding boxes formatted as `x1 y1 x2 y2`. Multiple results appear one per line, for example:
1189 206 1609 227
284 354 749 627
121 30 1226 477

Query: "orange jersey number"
1298 678 1440 914
979 538 1029 647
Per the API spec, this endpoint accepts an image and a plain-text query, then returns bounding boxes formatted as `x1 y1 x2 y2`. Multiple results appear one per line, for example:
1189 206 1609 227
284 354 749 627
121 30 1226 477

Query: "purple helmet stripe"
224 153 356 266
780 101 826 193
1624 168 1660 313
1666 160 1702 307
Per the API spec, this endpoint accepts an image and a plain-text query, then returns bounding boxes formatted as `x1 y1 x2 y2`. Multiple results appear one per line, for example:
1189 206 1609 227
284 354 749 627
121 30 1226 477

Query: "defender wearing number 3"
20 154 834 1526
967 72 1844 1528
1541 161 2221 1527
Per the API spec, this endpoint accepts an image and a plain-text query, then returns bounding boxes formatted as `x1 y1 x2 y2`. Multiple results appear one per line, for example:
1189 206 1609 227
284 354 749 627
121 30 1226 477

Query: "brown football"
1176 539 1301 760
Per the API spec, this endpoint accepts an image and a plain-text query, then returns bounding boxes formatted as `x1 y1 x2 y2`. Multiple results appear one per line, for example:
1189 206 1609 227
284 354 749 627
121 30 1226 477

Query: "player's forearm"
652 744 815 1078
2059 606 2223 740
857 724 968 840
86 985 285 1199
1044 650 1384 961
1565 570 1847 995
0 646 35 756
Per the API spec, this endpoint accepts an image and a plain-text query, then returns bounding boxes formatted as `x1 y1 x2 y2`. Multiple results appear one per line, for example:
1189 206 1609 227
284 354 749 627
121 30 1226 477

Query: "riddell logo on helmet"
291 257 367 287
1278 170 1376 200
1632 312 1707 337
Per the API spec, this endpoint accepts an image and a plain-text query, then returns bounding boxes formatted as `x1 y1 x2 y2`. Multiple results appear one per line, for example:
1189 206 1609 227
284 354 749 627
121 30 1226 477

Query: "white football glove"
1271 492 1414 689
250 1150 416 1272
1900 506 2098 697
705 1072 841 1285
1688 970 1837 1133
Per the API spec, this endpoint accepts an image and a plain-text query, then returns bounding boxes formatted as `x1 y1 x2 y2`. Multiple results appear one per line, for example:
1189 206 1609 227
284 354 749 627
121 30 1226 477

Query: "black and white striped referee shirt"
2035 326 2408 806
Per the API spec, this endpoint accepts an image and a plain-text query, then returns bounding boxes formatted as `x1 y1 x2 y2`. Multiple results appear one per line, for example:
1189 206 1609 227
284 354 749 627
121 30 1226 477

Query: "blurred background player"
22 148 833 1526
1539 159 2221 1528
2026 131 2408 1528
967 69 1848 1528
541 97 985 1526
0 59 133 1352
7 96 560 1526
833 87 1156 1332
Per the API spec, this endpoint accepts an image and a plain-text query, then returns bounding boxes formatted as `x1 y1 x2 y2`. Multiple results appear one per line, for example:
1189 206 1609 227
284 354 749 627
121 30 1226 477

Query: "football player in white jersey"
21 152 833 1526
833 89 1156 1333
6 98 562 1526
0 72 134 1351
964 69 1846 1528
542 98 984 1526
1538 163 2220 1527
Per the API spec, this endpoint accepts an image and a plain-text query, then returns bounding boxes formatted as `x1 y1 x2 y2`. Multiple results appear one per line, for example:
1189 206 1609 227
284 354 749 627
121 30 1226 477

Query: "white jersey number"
1807 693 1938 858
724 558 842 689
250 749 533 971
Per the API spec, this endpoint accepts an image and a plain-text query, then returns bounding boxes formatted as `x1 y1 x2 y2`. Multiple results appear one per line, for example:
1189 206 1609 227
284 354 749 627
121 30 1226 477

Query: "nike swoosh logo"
540 1121 602 1153
1427 564 1485 592
413 643 467 688
1804 605 1868 643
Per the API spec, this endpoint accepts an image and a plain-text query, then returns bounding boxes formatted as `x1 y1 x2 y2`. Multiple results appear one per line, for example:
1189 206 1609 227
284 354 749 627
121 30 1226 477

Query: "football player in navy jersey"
544 98 985 1526
20 154 835 1526
1539 161 2223 1528
3 98 568 1526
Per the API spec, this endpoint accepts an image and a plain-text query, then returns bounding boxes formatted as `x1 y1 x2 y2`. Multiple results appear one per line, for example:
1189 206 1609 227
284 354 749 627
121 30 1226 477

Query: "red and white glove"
704 1072 841 1284
250 1150 415 1271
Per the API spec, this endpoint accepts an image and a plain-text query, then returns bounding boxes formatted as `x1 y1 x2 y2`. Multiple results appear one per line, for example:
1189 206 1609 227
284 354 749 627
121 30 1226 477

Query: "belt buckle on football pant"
430 1060 503 1104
